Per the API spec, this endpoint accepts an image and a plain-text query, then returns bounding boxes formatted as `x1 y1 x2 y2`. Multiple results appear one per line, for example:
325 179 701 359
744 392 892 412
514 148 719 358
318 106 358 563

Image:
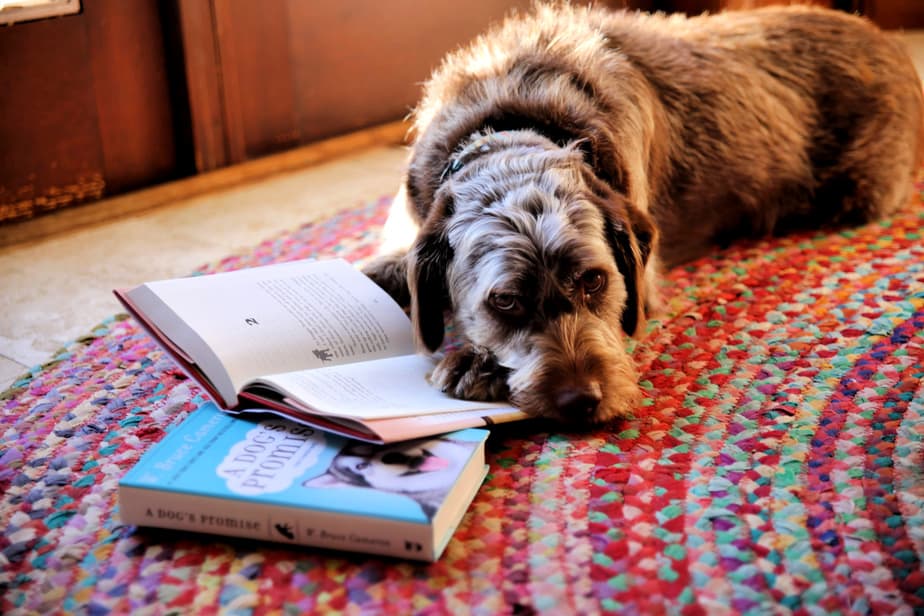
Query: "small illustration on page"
312 348 334 362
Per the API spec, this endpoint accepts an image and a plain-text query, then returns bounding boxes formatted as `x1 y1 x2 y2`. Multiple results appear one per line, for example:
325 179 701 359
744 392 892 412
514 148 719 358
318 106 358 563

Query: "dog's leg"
362 183 420 308
362 250 410 307
805 52 923 229
810 105 920 229
430 343 510 402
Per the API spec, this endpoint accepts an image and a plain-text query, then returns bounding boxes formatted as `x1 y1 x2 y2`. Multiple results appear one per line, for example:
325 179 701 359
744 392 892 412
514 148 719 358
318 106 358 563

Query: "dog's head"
407 130 656 424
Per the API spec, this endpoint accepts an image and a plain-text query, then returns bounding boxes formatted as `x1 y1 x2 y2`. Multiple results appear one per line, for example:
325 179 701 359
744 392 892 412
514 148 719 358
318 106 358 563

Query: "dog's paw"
362 251 410 308
431 344 510 401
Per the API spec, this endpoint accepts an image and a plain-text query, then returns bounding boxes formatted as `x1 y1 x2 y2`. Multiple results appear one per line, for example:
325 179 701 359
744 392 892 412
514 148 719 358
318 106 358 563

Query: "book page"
127 259 414 401
246 355 517 421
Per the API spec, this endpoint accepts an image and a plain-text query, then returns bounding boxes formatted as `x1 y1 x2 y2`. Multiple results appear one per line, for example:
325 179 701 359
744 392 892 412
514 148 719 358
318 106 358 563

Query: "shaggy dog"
364 4 923 425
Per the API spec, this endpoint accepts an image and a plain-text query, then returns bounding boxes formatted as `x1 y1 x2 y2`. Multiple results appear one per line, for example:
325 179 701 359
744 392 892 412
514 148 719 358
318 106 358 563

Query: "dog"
363 4 924 426
303 437 476 518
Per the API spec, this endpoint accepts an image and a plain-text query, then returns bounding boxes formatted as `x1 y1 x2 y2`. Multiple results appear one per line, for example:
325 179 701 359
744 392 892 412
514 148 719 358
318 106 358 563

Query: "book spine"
118 486 438 561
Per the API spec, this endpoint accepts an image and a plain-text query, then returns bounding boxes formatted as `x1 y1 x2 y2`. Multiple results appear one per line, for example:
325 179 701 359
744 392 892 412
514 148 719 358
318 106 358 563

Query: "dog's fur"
364 4 924 425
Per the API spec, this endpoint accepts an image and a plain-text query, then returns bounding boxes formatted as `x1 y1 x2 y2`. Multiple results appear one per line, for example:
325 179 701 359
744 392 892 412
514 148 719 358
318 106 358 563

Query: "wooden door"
177 0 539 172
0 0 185 224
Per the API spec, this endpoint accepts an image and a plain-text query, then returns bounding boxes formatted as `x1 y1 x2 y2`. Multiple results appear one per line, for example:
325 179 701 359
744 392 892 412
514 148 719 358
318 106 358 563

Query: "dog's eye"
488 292 523 315
579 270 607 296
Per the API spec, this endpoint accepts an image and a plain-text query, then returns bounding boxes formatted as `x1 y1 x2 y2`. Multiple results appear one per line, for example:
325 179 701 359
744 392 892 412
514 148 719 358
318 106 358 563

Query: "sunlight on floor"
0 145 407 390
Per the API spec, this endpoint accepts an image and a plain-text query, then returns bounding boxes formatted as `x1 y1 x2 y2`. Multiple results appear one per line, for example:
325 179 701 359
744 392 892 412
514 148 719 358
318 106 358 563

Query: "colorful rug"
2 184 923 615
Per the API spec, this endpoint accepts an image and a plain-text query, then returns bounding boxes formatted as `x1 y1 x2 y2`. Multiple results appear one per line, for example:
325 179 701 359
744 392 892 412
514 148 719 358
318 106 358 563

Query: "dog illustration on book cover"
303 436 477 519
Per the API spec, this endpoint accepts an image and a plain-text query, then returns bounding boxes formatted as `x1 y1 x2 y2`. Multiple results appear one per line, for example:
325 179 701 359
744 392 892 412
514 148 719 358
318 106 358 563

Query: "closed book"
119 402 489 561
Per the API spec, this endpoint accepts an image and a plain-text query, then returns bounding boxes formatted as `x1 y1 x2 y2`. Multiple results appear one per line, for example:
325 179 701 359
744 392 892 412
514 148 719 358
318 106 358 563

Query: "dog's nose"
555 382 602 420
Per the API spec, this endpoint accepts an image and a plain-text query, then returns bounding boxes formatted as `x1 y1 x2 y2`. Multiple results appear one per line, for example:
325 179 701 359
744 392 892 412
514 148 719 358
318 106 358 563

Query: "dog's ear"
582 169 657 338
407 200 454 352
607 200 656 338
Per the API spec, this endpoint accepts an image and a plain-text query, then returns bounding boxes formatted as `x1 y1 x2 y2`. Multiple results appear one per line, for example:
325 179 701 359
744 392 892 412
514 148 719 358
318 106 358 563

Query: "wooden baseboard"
0 120 410 248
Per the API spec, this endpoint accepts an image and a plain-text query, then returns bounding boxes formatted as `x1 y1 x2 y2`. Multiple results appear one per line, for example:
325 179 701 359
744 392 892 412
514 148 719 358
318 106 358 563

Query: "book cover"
119 402 490 561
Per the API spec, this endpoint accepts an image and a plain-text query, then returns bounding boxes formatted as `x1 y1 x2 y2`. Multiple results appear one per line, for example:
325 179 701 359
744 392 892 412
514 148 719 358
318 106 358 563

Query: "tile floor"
3 30 924 392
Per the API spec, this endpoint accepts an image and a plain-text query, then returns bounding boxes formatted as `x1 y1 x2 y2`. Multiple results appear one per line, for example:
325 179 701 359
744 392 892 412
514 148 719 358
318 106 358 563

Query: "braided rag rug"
3 179 924 615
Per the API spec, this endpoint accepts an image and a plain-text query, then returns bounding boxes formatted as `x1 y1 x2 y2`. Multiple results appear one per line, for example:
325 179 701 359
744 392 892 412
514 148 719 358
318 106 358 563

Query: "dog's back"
601 6 924 263
408 4 924 266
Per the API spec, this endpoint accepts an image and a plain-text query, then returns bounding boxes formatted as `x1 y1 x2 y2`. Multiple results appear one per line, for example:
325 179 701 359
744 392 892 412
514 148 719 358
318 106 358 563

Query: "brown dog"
364 4 923 425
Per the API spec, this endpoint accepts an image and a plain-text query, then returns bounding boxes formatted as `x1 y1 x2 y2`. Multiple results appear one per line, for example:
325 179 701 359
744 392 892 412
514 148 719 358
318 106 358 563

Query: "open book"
115 258 527 443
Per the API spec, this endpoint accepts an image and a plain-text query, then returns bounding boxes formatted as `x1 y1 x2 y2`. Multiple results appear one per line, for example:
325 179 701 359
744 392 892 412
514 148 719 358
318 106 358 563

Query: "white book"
114 258 526 443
